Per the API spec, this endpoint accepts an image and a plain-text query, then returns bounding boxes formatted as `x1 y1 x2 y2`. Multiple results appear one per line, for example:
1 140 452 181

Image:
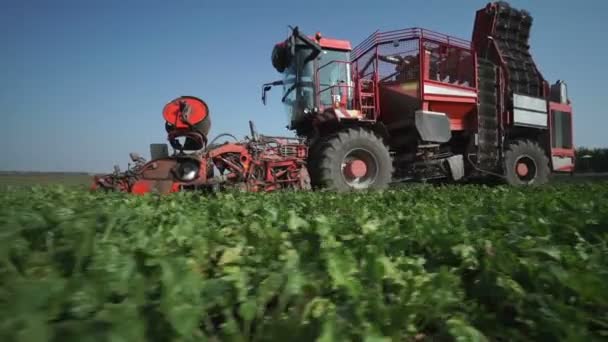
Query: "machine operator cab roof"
271 31 351 73
268 26 478 133
269 28 355 130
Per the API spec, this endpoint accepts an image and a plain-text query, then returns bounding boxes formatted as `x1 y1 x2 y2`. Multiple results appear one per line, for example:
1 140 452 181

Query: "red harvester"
94 1 574 194
263 1 574 191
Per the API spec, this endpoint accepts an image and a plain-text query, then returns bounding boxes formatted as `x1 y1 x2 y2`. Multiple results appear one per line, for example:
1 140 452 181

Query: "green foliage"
1 184 608 341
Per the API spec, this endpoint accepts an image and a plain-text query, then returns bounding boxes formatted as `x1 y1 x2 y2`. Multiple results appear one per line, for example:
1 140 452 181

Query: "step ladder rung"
358 78 376 119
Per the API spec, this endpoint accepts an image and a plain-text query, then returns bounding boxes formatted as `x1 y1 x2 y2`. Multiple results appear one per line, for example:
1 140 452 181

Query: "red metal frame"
343 27 478 129
93 98 312 194
548 101 575 172
94 134 311 195
351 28 470 61
312 35 352 51
162 96 209 129
305 20 572 167
315 59 353 110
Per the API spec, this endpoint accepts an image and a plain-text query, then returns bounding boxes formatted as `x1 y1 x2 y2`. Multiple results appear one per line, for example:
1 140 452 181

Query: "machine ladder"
357 78 377 119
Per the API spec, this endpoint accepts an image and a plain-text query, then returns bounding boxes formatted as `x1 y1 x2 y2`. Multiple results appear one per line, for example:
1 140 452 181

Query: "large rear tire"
503 139 550 186
311 128 393 192
306 137 326 189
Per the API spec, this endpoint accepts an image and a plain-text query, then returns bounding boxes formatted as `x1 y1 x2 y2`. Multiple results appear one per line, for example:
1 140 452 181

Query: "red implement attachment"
92 97 311 194
93 137 311 195
163 96 209 129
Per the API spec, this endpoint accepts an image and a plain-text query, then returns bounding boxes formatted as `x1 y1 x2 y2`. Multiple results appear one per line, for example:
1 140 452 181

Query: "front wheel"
310 128 393 192
503 139 550 186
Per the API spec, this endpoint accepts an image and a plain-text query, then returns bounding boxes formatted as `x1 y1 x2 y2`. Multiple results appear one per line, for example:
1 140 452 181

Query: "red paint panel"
208 143 248 157
548 102 574 160
424 95 477 104
424 79 477 92
429 102 476 131
549 102 572 112
162 96 209 129
277 36 351 51
557 165 574 172
551 148 575 157
131 181 151 194
311 36 352 51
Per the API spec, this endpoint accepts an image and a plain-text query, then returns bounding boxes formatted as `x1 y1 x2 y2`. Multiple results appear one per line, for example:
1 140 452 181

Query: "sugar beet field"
1 180 608 341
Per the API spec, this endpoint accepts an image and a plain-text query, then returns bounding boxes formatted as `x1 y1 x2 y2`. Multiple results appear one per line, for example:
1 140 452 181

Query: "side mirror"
261 80 284 105
262 85 272 105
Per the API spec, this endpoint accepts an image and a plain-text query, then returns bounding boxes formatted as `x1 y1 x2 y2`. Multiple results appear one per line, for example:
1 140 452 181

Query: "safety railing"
351 27 471 62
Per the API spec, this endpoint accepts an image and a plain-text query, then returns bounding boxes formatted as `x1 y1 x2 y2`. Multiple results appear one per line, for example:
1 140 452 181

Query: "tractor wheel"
313 127 393 191
306 137 327 189
503 140 550 186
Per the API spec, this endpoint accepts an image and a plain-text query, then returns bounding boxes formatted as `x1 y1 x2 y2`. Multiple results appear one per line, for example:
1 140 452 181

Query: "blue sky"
1 0 606 173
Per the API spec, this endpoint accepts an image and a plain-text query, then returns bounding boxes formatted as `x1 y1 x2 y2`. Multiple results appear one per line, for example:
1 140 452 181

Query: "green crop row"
1 184 608 341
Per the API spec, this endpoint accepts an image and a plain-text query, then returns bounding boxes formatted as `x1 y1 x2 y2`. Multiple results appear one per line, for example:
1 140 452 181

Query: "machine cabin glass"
550 109 573 149
280 45 352 125
316 49 351 109
281 46 314 125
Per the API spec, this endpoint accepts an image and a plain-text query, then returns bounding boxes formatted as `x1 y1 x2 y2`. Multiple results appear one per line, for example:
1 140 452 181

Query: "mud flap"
447 155 464 181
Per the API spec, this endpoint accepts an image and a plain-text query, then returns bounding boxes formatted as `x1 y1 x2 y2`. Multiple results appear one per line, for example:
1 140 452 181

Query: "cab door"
549 102 574 172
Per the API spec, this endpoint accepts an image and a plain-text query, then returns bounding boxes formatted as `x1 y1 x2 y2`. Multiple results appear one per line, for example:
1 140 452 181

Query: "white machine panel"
513 109 547 127
552 156 573 171
513 93 548 128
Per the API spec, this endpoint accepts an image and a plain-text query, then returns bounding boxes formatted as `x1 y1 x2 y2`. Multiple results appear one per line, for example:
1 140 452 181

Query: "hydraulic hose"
205 133 239 151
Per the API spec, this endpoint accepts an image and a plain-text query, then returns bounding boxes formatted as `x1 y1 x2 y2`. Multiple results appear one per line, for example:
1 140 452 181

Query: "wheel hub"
514 155 537 182
341 148 379 189
516 162 529 177
344 159 367 178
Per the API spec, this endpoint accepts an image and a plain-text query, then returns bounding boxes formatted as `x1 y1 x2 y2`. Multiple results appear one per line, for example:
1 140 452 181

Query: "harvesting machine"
263 1 574 191
94 1 574 194
92 96 311 194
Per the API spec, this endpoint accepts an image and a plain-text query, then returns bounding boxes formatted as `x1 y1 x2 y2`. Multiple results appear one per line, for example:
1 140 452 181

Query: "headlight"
176 160 199 181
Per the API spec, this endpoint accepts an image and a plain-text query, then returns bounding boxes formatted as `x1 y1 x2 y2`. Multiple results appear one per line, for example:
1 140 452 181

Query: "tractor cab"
264 28 353 134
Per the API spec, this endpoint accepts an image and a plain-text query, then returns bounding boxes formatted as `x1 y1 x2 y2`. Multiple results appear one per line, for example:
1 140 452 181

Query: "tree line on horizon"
575 147 608 173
